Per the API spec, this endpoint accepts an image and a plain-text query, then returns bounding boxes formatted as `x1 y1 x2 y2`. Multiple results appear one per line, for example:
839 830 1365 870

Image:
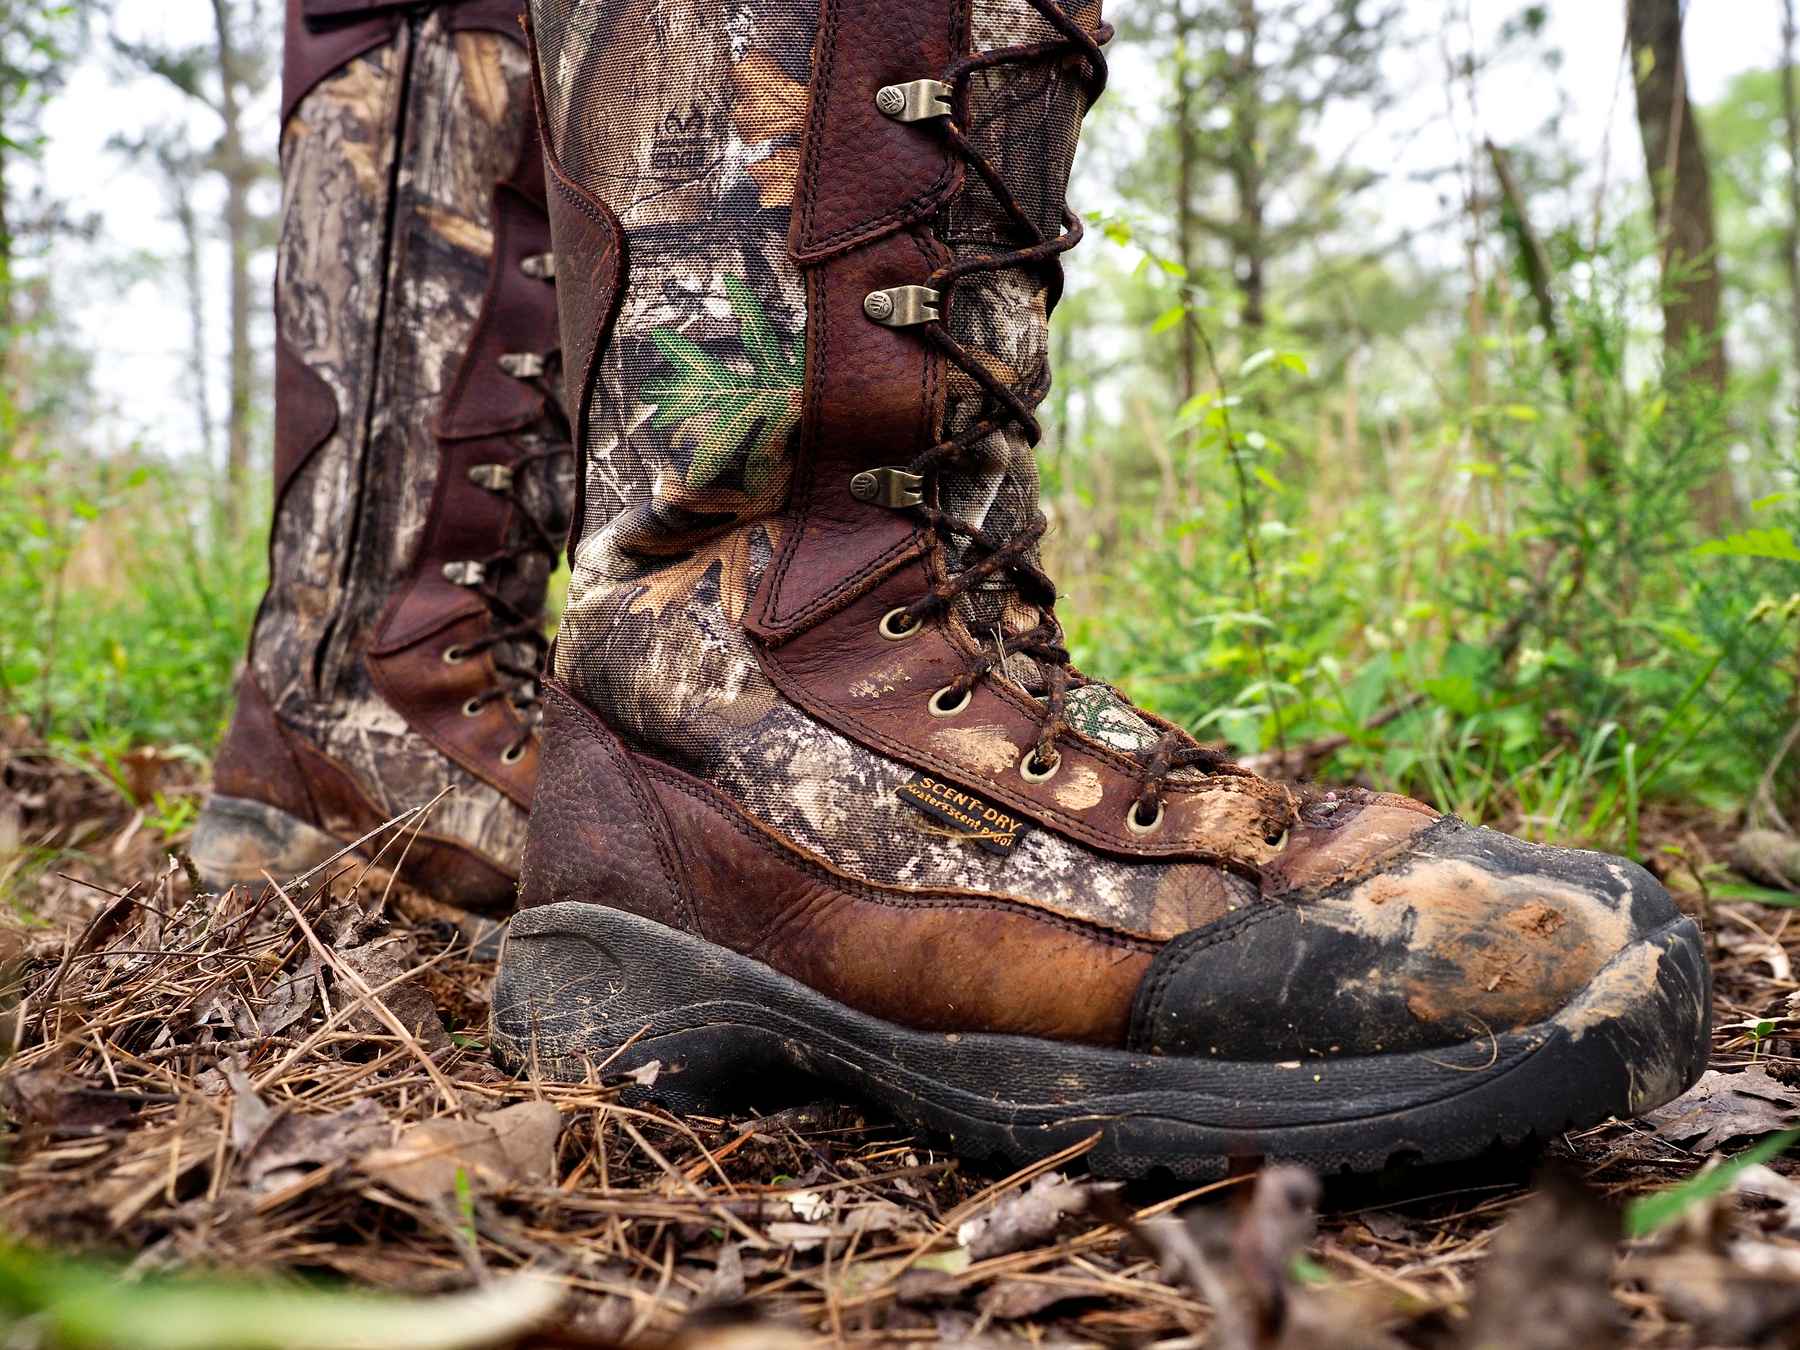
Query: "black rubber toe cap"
1128 818 1680 1060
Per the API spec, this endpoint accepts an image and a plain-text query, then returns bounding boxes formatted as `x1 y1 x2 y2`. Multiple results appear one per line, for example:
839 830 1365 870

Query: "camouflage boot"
191 0 574 912
494 0 1710 1175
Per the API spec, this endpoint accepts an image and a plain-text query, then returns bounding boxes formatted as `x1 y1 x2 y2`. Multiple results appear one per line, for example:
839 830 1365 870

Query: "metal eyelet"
863 285 941 326
442 645 467 665
1264 828 1289 850
879 607 923 641
462 698 485 718
874 79 952 122
929 685 972 718
1019 748 1061 783
1128 800 1166 836
501 744 527 765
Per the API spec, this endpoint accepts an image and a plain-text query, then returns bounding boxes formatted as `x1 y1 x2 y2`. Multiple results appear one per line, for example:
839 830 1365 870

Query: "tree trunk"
1230 0 1265 337
1782 0 1800 397
171 159 216 468
213 0 255 536
1625 0 1733 526
0 135 13 344
1169 0 1201 565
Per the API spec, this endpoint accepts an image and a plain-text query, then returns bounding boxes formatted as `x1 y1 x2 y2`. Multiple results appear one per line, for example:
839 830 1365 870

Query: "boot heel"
189 795 347 893
491 903 790 1112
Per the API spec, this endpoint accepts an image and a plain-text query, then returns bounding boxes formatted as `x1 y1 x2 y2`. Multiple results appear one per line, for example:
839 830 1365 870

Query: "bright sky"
28 1 1785 468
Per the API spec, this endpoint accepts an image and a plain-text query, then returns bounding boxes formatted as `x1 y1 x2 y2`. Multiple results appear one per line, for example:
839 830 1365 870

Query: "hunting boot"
191 0 574 912
494 0 1711 1176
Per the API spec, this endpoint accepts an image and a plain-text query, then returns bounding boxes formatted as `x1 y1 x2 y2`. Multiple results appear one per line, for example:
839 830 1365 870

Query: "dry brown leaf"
242 1098 389 1192
357 1100 562 1203
339 936 454 1054
1457 1172 1621 1350
1644 1065 1800 1153
0 1065 140 1134
956 1172 1103 1259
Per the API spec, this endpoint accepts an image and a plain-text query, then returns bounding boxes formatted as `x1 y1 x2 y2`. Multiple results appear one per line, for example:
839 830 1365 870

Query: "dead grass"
1 758 1798 1348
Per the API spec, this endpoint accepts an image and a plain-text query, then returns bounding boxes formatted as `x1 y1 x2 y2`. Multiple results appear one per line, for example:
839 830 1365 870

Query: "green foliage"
1054 178 1792 856
0 1240 559 1350
0 443 262 761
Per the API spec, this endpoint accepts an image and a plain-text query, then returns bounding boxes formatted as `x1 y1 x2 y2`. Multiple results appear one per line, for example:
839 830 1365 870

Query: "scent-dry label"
897 773 1032 856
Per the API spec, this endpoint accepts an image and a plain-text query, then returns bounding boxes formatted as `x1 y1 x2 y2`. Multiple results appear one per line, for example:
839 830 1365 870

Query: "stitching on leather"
762 260 926 633
794 0 959 257
635 755 1157 953
1129 904 1279 1049
548 686 697 933
759 269 823 630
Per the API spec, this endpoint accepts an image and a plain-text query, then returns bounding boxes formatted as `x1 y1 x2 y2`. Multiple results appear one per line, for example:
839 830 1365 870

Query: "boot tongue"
933 0 1098 684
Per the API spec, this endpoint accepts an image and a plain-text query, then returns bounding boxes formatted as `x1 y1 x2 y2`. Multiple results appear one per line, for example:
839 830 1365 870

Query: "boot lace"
888 1 1282 835
447 347 574 760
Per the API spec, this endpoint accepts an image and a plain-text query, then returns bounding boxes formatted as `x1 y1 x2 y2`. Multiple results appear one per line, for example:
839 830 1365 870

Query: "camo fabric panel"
531 0 1245 939
533 0 812 751
258 13 552 855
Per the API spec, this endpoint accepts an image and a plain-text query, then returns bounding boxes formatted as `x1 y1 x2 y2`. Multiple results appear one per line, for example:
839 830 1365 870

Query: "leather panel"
367 610 538 809
518 682 692 932
790 0 965 262
525 19 624 468
212 673 320 824
529 680 1150 1046
758 558 1295 867
370 82 556 809
753 231 943 638
645 758 1151 1045
284 0 400 126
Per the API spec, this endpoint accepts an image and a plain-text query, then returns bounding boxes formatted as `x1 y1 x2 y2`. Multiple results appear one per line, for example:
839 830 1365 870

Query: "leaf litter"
0 815 1797 1346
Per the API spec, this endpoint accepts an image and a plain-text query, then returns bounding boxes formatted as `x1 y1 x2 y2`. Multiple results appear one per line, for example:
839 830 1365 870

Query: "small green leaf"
1149 304 1186 336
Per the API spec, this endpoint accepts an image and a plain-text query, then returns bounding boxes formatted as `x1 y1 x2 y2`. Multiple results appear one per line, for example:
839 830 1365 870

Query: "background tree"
1626 0 1734 526
111 0 275 533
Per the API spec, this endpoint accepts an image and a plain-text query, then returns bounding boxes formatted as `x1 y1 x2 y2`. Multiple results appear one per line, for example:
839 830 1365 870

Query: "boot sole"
190 795 510 955
490 903 1712 1179
189 795 350 892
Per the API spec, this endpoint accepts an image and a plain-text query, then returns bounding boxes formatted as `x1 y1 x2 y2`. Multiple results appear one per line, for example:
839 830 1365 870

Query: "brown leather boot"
192 1 573 913
494 0 1710 1175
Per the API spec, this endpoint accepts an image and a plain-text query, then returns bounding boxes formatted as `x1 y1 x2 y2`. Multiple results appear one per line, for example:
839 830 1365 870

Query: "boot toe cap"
1129 819 1684 1060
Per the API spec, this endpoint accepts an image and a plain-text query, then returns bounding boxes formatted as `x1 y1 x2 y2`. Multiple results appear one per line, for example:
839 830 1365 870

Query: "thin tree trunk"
1782 0 1800 396
1173 0 1199 410
214 0 254 536
0 136 13 344
1625 0 1733 527
1170 0 1202 566
173 163 216 467
1230 0 1265 336
1486 140 1573 392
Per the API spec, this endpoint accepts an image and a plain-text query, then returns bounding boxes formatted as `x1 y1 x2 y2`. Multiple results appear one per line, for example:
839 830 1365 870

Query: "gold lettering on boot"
897 774 1031 856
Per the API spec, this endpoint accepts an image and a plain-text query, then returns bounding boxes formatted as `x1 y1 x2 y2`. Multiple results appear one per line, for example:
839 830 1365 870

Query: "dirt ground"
2 744 1799 1348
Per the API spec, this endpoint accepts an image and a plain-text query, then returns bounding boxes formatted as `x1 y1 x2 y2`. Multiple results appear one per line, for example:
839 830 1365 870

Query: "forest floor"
2 740 1799 1349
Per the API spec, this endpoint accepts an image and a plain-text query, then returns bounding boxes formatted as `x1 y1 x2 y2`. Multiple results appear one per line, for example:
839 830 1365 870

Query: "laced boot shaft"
859 0 1280 833
503 0 1708 1176
195 1 574 910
